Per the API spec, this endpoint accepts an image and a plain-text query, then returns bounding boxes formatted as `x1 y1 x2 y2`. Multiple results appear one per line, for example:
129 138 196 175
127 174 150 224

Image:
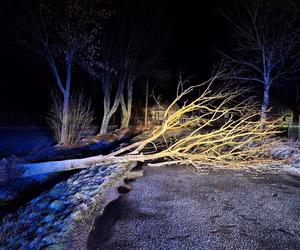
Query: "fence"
0 113 46 127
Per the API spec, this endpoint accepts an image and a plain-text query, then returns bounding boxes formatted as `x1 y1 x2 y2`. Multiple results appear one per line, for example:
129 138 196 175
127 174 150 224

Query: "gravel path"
88 165 300 250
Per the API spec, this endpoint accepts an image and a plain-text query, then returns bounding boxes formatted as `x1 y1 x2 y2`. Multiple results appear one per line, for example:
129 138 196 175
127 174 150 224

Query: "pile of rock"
269 140 300 164
0 162 135 249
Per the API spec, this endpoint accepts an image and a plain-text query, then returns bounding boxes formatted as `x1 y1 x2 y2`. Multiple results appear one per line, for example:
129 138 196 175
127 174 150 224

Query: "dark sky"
1 0 294 115
168 0 228 71
0 0 228 112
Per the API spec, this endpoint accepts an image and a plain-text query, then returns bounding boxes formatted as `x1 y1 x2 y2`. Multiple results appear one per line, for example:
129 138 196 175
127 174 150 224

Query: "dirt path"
88 165 300 250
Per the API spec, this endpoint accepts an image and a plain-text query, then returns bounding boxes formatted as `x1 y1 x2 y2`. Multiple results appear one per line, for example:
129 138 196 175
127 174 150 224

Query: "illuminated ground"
88 165 300 250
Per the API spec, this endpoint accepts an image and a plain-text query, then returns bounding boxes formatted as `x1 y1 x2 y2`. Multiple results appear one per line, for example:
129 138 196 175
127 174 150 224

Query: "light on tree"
21 71 288 177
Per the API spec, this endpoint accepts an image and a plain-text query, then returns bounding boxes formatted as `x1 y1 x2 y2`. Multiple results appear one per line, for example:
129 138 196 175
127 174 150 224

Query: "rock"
19 240 30 249
48 188 68 199
46 243 65 250
43 215 55 223
36 226 45 235
27 240 39 250
90 165 100 173
28 212 39 220
73 192 84 201
70 211 83 222
37 201 49 210
9 236 20 246
53 221 64 231
79 203 89 211
100 165 108 171
62 207 72 216
125 170 144 179
293 158 300 165
31 196 42 205
88 189 100 197
81 186 95 192
49 200 65 212
72 180 80 186
22 228 35 239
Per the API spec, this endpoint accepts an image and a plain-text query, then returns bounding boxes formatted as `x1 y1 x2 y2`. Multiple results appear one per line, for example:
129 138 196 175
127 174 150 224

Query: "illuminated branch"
21 73 289 177
104 76 284 168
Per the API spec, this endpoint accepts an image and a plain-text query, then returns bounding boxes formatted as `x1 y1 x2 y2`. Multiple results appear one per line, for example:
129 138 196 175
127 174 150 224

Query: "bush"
48 90 96 146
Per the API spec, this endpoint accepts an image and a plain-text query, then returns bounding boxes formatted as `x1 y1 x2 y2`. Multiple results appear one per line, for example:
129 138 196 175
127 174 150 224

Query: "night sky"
0 0 297 115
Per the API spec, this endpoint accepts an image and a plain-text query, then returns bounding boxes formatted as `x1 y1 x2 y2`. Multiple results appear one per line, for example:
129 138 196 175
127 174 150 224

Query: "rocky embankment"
0 162 136 249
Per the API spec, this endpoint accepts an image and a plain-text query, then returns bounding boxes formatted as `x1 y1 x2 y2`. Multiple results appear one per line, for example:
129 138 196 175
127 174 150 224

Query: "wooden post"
298 115 300 140
144 79 149 125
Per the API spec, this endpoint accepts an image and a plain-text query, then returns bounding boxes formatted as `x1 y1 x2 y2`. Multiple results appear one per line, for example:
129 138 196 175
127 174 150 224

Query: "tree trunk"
100 75 111 134
121 75 134 129
100 114 111 135
59 52 73 144
120 95 132 129
99 73 125 134
261 84 270 127
60 93 70 144
121 112 131 129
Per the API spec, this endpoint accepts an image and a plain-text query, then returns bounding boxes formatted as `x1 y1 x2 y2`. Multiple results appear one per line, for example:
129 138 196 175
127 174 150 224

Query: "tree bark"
120 95 132 129
100 74 111 134
121 75 134 129
60 94 70 144
260 84 270 128
100 114 110 135
100 73 125 134
59 52 73 144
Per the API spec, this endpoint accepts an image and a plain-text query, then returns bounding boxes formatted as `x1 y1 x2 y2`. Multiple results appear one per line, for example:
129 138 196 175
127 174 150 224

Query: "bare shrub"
48 90 96 146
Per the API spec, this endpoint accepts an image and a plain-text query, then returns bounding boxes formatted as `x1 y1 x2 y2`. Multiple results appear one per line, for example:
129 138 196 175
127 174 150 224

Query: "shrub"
48 90 96 146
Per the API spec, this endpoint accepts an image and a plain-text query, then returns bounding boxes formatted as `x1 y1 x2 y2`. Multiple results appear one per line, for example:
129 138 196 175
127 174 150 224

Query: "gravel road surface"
88 165 300 250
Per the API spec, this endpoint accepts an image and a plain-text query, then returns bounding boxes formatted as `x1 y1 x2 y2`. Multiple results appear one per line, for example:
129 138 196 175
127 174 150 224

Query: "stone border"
0 162 137 249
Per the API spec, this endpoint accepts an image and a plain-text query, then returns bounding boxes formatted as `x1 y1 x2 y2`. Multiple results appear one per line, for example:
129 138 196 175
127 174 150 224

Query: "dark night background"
0 0 297 116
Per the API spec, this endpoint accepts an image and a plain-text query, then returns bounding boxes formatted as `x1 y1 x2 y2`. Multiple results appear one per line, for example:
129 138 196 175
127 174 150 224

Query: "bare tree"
220 0 300 124
119 29 142 129
16 0 111 144
119 19 172 129
82 28 124 134
83 16 141 133
83 1 171 132
100 72 124 134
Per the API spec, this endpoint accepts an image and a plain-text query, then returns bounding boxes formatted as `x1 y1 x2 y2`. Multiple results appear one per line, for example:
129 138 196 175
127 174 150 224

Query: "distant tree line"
8 0 169 145
3 0 300 145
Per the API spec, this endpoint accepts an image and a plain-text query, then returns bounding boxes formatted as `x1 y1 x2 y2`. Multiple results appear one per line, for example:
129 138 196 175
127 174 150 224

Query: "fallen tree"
20 71 289 177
